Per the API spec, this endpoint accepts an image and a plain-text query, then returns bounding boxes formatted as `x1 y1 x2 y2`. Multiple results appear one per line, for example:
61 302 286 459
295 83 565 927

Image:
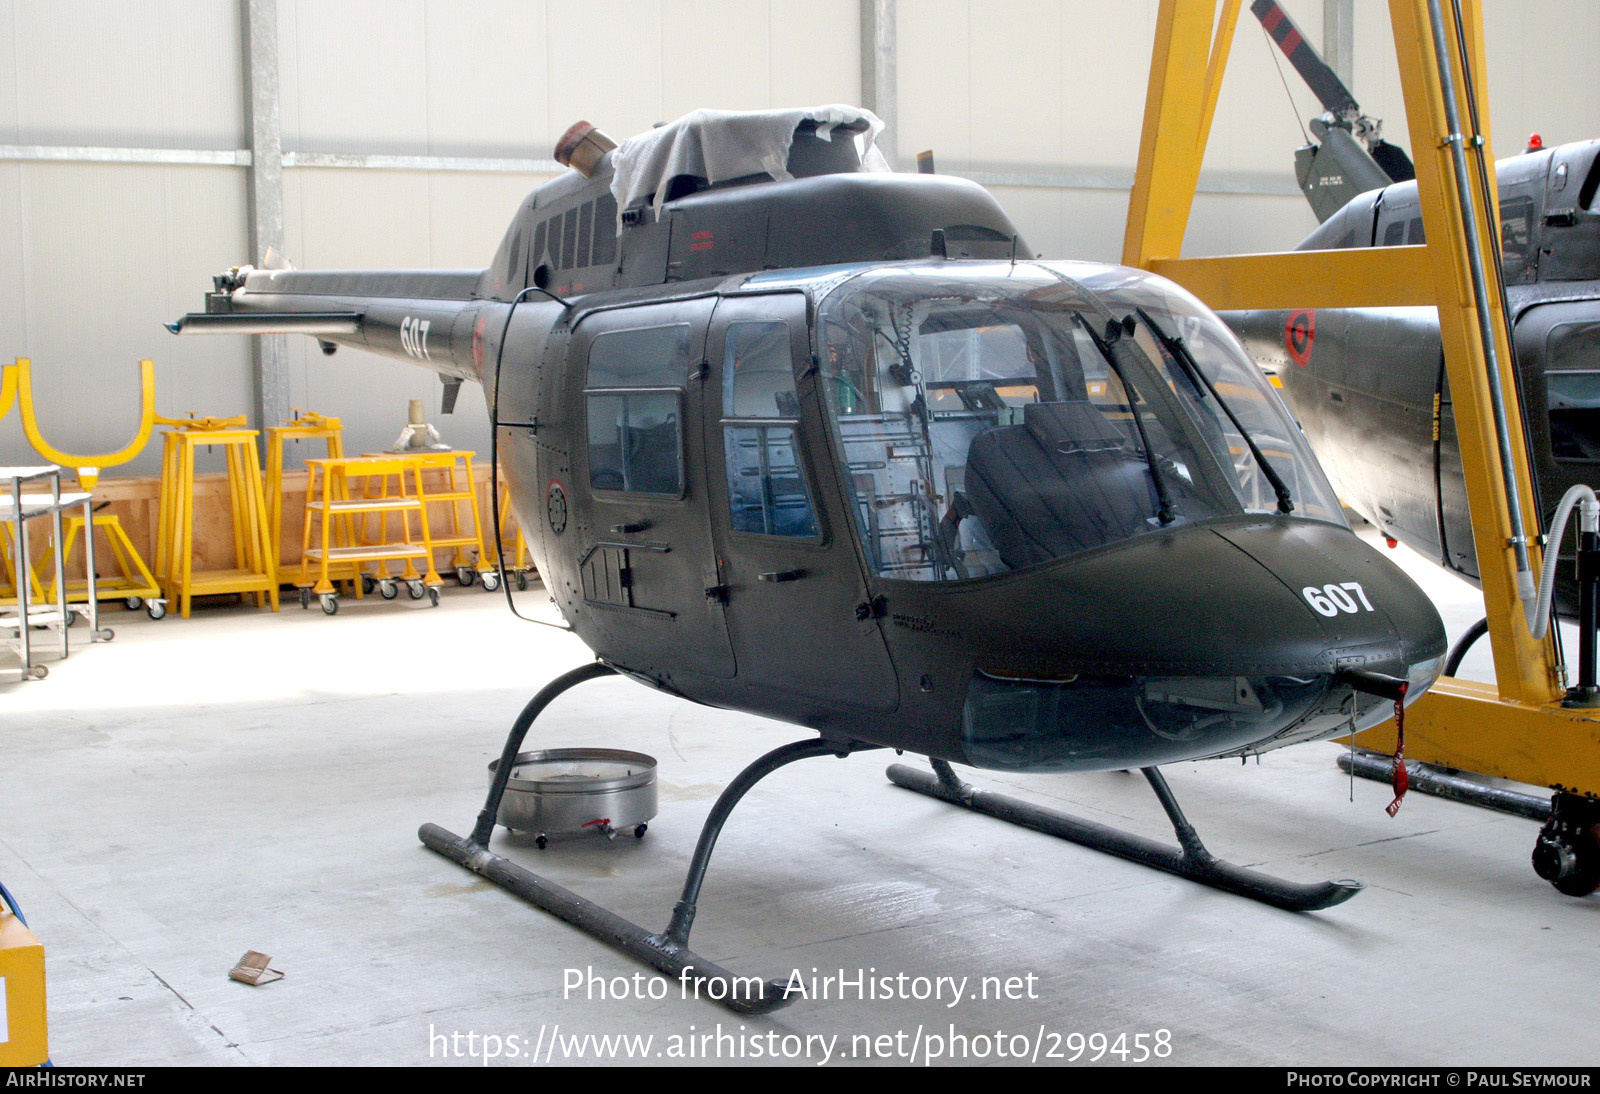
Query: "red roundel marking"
1285 309 1316 367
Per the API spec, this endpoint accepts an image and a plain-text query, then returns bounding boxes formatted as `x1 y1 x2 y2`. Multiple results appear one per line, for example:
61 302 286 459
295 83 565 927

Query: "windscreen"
816 262 1342 581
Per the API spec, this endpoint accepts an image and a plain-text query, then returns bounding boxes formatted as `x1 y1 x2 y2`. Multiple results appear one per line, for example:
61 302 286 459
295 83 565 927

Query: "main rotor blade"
1250 0 1360 118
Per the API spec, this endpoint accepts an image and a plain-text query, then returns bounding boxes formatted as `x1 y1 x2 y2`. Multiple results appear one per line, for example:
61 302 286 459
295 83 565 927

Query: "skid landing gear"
420 661 870 1016
887 759 1363 912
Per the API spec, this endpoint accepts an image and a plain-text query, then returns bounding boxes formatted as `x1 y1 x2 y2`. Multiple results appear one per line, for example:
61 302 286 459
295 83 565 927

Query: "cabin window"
1546 324 1600 462
721 321 818 537
586 324 691 495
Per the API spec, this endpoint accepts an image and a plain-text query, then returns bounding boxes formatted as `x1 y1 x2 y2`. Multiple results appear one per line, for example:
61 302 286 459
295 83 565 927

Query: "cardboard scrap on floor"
228 950 284 986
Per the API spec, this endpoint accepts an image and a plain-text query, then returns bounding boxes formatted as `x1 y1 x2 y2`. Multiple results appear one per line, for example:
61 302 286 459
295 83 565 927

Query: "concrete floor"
2 534 1596 1067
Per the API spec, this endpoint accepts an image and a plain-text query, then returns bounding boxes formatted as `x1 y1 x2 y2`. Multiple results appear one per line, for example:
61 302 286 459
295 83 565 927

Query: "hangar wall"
0 0 1594 476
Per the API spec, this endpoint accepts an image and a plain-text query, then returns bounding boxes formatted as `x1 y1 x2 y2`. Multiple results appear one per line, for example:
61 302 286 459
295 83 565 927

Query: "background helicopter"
171 105 1446 1011
1226 0 1600 620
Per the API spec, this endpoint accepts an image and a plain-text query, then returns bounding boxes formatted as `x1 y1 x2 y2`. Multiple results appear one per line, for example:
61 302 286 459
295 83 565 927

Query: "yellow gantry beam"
1124 0 1588 795
1149 246 1435 310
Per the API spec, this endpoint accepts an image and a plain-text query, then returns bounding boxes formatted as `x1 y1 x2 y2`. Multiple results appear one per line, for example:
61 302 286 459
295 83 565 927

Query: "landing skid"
423 666 1358 1018
887 759 1363 912
420 661 870 1016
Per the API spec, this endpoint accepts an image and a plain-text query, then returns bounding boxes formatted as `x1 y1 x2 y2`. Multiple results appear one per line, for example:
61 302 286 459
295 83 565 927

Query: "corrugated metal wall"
0 0 1595 474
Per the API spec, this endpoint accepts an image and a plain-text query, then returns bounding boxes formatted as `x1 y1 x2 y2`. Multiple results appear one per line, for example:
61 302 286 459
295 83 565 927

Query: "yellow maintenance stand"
265 410 345 562
9 357 165 619
1124 0 1597 892
297 454 444 614
0 366 45 607
155 415 278 619
0 894 48 1066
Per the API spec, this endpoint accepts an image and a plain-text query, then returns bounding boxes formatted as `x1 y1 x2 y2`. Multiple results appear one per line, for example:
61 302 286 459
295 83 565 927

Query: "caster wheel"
634 823 648 839
456 565 476 586
64 609 80 627
407 580 425 600
535 835 548 850
320 594 338 616
299 587 312 609
30 664 47 680
516 571 529 591
361 574 377 595
480 571 501 592
147 600 167 620
124 596 143 611
1533 794 1600 897
96 628 114 642
379 580 398 600
427 586 440 607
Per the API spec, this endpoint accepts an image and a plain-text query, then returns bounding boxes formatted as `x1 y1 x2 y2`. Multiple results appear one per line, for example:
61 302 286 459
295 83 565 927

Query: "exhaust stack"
554 121 618 177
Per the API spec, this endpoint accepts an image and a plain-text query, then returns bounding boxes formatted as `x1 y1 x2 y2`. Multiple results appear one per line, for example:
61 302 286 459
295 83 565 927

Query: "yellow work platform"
298 455 443 614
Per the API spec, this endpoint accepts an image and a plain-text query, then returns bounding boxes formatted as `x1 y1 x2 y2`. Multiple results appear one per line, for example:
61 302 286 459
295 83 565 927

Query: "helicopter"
170 105 1447 1013
1227 0 1600 621
1220 1 1600 897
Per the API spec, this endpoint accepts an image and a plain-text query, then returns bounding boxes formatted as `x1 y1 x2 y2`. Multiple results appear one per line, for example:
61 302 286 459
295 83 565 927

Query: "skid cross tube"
423 667 868 1015
888 760 1363 912
469 661 617 846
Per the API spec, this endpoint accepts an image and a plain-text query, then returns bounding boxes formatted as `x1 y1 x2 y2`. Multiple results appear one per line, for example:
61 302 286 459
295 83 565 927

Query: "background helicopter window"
816 265 1342 581
586 324 691 495
722 321 818 537
1546 323 1600 462
1499 197 1535 282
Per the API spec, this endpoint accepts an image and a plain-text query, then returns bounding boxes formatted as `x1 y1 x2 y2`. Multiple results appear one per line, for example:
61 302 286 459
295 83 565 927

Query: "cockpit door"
703 293 898 712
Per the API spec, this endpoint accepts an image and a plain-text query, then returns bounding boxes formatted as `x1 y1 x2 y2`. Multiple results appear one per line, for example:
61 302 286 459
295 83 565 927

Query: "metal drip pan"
490 748 657 847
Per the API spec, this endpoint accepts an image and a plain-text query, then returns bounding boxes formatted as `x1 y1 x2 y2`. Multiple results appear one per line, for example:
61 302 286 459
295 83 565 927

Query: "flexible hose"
1527 484 1598 639
0 878 28 926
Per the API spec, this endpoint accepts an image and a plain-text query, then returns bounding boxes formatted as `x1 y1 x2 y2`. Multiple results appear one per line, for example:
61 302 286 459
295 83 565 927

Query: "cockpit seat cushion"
963 401 1159 570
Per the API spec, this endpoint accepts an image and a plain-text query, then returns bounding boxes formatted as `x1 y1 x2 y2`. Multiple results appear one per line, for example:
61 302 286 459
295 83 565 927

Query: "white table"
0 465 105 680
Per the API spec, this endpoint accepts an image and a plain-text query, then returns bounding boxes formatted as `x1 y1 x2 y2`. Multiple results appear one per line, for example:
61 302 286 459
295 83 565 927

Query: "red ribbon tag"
1385 697 1408 817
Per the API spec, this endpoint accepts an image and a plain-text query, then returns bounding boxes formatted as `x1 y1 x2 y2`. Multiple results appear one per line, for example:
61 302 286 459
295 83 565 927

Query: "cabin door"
703 293 897 710
569 298 734 679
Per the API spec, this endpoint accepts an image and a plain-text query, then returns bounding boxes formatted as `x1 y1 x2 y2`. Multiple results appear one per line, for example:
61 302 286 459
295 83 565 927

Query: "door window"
721 321 818 537
585 324 690 495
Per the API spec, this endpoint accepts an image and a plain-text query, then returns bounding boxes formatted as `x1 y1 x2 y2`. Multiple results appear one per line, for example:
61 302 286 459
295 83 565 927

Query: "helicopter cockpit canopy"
815 261 1343 581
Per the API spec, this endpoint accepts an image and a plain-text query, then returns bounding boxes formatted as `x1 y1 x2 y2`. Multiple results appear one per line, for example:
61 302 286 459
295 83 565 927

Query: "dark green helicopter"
172 106 1446 1013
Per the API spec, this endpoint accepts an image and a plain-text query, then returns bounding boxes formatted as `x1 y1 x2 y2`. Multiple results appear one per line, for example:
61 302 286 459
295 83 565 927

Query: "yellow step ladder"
298 455 443 614
391 449 497 591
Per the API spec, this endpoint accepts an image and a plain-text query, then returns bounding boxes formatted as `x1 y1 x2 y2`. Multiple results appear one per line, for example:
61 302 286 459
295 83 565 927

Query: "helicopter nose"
956 518 1448 772
1209 519 1447 688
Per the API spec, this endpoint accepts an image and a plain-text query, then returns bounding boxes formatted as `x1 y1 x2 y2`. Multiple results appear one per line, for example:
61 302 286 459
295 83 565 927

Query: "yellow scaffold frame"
1123 0 1597 798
